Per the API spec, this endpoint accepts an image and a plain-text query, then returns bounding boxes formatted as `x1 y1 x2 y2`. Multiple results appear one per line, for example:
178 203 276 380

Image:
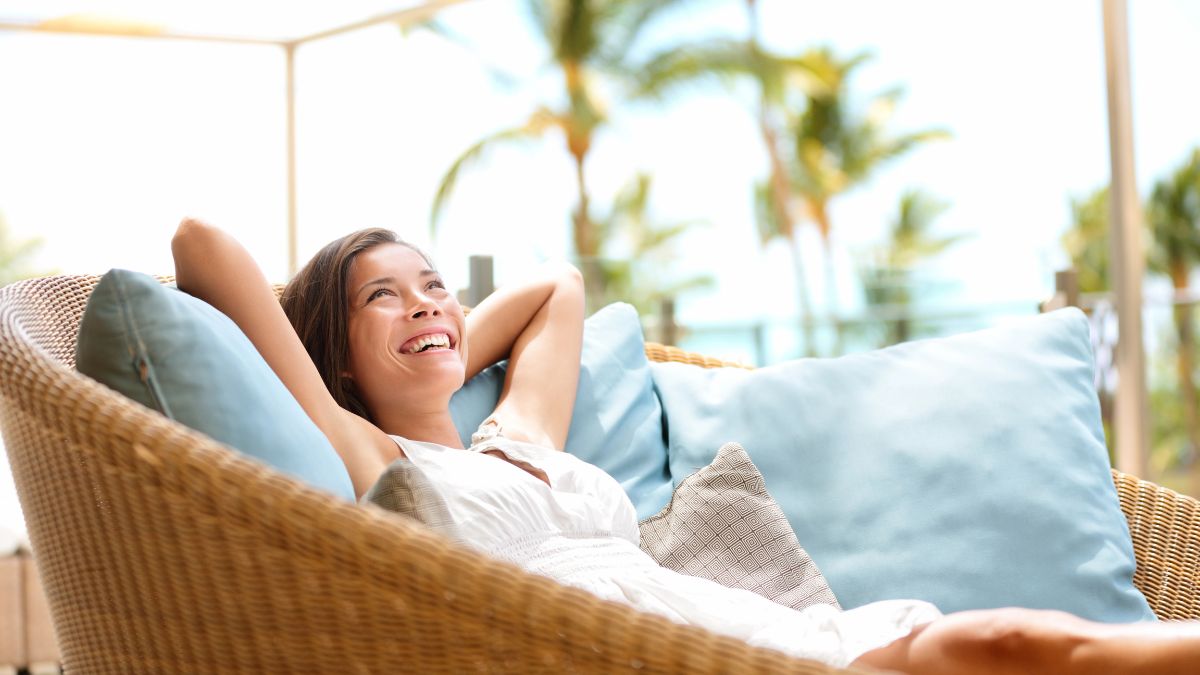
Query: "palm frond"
430 109 559 234
754 181 787 244
401 17 523 90
554 0 599 64
844 127 950 183
1146 148 1200 275
637 222 696 253
654 273 716 298
524 0 554 44
628 39 759 101
600 0 724 62
1063 186 1112 292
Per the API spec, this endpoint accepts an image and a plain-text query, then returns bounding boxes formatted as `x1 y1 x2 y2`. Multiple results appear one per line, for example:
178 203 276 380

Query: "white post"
285 43 298 278
1102 0 1148 477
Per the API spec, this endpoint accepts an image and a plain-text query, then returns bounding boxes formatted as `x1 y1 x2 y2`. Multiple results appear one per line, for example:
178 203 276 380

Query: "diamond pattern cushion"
638 443 840 611
361 458 459 539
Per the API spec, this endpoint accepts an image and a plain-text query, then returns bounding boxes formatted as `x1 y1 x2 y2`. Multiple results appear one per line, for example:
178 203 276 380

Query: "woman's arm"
171 218 397 497
464 261 585 450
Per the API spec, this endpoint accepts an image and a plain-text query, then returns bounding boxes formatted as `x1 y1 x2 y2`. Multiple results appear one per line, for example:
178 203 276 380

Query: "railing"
0 541 59 675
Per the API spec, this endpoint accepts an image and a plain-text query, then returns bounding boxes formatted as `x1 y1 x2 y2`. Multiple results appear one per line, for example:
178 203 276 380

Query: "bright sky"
2 0 1200 536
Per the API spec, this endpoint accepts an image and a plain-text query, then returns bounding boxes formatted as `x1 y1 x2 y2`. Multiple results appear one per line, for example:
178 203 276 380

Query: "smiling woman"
280 228 441 423
172 217 585 495
337 240 470 438
169 217 1200 675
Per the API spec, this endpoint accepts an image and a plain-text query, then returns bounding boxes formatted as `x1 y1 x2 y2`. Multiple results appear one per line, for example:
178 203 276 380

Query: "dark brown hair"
280 228 431 421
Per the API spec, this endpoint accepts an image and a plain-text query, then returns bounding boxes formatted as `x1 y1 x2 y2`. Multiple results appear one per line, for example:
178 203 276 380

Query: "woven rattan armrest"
0 275 864 673
1110 471 1200 619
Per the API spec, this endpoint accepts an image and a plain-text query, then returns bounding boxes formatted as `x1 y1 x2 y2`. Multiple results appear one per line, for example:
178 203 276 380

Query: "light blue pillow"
76 269 356 501
652 308 1155 622
450 302 672 519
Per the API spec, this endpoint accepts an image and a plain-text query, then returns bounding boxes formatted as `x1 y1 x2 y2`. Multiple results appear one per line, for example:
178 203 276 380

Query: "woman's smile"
398 328 458 355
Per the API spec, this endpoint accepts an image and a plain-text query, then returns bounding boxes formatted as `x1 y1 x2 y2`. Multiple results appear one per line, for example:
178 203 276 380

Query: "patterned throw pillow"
638 443 840 611
361 458 459 540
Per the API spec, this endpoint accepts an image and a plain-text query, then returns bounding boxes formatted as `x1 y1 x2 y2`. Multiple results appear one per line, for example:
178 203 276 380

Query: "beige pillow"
638 442 840 611
361 458 459 539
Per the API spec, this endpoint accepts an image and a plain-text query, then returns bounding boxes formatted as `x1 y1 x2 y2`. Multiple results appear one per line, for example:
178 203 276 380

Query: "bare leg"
851 608 1200 675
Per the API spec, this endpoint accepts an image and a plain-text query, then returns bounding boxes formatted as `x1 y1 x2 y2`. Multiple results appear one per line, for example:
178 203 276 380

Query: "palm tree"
632 2 822 354
780 47 948 354
1146 149 1200 489
595 172 713 316
0 213 48 287
634 32 946 355
745 0 817 356
430 0 711 311
1061 186 1112 294
860 189 962 346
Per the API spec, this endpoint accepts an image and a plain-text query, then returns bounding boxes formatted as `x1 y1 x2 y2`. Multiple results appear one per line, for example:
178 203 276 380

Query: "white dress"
393 434 941 668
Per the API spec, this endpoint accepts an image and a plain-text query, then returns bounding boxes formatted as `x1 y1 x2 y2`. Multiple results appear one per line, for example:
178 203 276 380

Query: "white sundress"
392 434 941 669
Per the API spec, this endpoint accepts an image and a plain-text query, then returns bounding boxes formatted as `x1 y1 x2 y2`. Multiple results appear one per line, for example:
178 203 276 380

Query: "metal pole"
467 255 494 306
0 20 283 46
753 321 767 367
659 298 678 347
285 43 298 278
1102 0 1148 476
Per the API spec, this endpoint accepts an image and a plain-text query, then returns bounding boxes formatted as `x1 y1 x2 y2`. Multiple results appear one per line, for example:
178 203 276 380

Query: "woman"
172 218 1198 674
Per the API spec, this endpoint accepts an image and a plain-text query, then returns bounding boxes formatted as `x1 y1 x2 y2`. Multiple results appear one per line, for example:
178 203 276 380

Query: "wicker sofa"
0 274 1197 674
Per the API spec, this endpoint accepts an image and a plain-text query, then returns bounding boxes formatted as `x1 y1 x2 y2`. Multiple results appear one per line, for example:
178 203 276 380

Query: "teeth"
406 333 451 354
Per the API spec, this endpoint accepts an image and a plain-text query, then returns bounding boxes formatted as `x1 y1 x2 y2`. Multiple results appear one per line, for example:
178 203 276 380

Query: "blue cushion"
651 308 1155 622
450 302 672 519
76 269 356 501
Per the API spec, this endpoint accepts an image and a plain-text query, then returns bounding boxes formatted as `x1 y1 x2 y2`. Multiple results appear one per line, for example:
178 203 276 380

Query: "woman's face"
343 243 468 418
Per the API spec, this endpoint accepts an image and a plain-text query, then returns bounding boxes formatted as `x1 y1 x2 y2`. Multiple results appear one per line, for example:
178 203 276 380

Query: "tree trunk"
812 203 843 355
759 120 816 357
747 0 815 357
786 233 818 358
571 147 604 312
562 59 603 311
1170 260 1200 497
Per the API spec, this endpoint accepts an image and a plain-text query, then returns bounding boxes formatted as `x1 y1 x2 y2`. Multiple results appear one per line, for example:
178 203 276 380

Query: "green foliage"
1146 148 1200 281
859 189 964 346
1146 149 1200 484
431 0 718 303
1062 186 1111 293
782 47 950 222
1063 150 1200 490
0 213 50 286
430 0 751 222
593 173 713 315
430 108 559 232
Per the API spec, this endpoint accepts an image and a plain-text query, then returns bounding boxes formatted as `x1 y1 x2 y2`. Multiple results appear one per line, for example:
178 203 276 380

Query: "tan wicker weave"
0 275 868 674
0 276 1195 674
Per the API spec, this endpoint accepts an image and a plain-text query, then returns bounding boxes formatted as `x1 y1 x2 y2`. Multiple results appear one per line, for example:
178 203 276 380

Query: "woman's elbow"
172 217 215 260
552 261 585 309
551 261 584 293
171 217 228 289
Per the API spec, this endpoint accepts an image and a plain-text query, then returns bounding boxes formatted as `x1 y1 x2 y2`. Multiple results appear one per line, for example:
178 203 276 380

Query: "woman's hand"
463 261 585 450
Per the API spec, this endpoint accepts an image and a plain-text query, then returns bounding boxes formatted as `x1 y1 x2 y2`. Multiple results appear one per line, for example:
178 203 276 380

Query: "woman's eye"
427 279 446 291
367 288 392 302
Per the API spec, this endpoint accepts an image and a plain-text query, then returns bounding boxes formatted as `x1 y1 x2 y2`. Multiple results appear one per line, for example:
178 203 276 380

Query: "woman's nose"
410 295 441 319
